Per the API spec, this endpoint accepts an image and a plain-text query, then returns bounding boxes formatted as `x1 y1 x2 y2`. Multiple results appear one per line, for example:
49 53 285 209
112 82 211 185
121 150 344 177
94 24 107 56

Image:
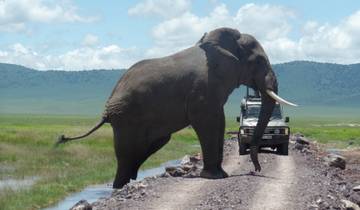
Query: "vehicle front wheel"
277 142 289 155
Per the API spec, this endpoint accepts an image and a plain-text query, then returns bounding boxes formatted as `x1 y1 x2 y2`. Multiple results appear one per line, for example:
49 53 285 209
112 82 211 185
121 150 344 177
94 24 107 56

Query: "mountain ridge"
1 61 359 115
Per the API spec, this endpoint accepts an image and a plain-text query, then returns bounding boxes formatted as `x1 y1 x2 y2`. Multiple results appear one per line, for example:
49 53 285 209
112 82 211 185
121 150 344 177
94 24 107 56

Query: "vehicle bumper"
239 135 289 146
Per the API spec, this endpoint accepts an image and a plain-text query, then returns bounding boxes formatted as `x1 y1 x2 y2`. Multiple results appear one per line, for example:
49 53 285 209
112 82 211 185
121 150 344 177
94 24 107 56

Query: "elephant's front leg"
189 105 228 179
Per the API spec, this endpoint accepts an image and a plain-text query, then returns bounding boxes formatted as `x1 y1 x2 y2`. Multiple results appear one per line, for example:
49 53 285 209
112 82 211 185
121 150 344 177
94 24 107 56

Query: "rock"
165 153 203 177
316 197 323 204
190 153 202 162
165 166 186 177
160 172 170 177
294 143 305 150
181 155 191 165
341 199 360 210
181 154 201 166
294 142 310 151
70 200 92 210
303 148 313 154
295 136 310 145
350 192 360 206
324 154 346 170
354 185 360 192
294 133 304 137
182 163 194 171
327 194 335 200
308 204 319 210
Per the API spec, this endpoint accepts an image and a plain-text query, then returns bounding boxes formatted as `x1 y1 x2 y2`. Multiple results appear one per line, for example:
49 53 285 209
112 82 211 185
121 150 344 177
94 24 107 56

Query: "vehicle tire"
239 143 247 155
277 142 289 155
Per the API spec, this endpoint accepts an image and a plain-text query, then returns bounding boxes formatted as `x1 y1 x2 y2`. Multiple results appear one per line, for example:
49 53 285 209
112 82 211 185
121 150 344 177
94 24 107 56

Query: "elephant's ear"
199 42 241 83
199 42 239 62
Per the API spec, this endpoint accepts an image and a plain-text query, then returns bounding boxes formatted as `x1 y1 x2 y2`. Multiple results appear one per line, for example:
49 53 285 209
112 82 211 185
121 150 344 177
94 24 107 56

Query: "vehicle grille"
244 128 286 135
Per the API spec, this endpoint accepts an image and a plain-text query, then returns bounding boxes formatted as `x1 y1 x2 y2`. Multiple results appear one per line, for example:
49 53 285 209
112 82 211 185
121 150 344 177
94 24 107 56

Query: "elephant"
57 27 296 188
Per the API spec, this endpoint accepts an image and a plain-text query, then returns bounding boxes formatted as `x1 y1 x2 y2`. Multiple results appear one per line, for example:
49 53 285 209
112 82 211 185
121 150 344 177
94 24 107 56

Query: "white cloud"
128 0 191 18
0 43 140 70
233 4 294 41
293 11 360 64
0 0 97 32
82 34 99 46
146 3 295 58
146 3 360 64
3 2 360 70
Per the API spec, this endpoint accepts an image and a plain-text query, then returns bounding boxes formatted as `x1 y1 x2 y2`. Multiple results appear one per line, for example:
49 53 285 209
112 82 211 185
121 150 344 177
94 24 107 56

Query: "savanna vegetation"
0 114 200 210
0 113 359 209
290 117 360 148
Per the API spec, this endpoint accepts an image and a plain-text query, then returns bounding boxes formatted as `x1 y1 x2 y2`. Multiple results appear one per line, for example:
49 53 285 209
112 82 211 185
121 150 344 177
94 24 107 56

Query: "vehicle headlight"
240 129 244 135
284 128 289 135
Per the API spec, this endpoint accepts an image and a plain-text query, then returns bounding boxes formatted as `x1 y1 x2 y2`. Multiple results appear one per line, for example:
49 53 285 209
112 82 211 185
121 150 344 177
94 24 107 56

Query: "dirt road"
91 139 360 209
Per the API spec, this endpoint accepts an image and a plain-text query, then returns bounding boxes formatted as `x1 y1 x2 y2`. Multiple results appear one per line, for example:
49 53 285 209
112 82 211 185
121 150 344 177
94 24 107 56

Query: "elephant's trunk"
249 90 276 171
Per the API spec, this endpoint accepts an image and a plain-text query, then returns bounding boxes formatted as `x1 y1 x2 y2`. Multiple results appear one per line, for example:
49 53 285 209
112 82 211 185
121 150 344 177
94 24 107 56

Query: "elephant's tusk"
266 90 298 107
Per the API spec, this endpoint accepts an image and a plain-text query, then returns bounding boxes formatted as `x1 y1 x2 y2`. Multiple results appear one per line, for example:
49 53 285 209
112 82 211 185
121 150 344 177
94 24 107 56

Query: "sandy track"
92 140 355 210
130 139 241 210
250 156 296 210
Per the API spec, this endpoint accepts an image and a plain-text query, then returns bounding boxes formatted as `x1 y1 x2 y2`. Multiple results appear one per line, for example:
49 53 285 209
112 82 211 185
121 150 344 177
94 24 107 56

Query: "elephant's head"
199 28 297 171
236 33 297 171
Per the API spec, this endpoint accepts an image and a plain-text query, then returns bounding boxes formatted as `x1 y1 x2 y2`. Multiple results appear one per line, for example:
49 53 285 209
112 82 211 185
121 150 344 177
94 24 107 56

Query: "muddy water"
44 159 180 210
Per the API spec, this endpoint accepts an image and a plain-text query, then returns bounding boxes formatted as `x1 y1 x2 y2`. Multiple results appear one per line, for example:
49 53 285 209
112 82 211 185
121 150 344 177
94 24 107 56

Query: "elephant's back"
104 46 207 123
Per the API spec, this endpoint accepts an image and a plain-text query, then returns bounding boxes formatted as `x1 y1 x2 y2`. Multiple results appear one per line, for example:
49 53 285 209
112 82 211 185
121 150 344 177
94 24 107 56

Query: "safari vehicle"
236 88 290 155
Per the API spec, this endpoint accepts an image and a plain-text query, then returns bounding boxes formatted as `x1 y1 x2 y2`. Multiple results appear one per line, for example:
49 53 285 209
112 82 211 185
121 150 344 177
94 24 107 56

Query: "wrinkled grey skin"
58 27 277 189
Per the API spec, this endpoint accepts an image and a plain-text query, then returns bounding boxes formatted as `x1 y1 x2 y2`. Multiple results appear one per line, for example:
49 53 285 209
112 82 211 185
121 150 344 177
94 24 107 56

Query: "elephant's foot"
219 167 229 178
113 177 130 189
200 168 228 179
131 173 137 180
113 166 132 188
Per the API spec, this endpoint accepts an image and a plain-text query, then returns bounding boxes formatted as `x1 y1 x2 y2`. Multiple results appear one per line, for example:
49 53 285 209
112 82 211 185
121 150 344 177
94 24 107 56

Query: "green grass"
0 114 200 210
1 113 359 210
289 117 360 148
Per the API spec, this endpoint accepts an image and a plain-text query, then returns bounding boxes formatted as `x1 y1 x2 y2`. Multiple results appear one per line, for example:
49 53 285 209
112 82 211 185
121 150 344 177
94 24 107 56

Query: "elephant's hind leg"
111 125 147 189
131 134 171 180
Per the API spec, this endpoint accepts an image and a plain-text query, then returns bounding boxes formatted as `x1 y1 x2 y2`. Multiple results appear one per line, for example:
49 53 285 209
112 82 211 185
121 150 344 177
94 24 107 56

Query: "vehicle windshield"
245 105 282 119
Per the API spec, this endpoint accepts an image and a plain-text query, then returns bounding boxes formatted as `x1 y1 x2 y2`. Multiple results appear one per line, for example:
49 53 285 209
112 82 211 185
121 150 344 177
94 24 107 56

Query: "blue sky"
1 0 360 70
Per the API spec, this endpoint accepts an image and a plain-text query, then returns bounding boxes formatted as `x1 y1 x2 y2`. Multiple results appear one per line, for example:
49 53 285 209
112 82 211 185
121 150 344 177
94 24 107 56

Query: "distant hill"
1 61 360 116
0 63 125 115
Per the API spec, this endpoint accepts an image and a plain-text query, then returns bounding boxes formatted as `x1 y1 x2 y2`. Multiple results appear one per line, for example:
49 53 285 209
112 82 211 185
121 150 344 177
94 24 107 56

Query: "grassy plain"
1 111 359 209
0 114 199 210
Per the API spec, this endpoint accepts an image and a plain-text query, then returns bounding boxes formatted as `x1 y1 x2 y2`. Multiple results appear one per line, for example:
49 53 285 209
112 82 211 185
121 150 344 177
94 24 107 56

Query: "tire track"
249 156 296 210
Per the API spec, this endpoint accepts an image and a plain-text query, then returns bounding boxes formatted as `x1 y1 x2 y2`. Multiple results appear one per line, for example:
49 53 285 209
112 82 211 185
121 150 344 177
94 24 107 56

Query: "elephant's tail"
55 117 107 147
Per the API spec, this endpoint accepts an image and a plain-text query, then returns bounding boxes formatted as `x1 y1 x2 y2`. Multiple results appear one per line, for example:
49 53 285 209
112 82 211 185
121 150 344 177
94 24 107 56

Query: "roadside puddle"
44 159 181 210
